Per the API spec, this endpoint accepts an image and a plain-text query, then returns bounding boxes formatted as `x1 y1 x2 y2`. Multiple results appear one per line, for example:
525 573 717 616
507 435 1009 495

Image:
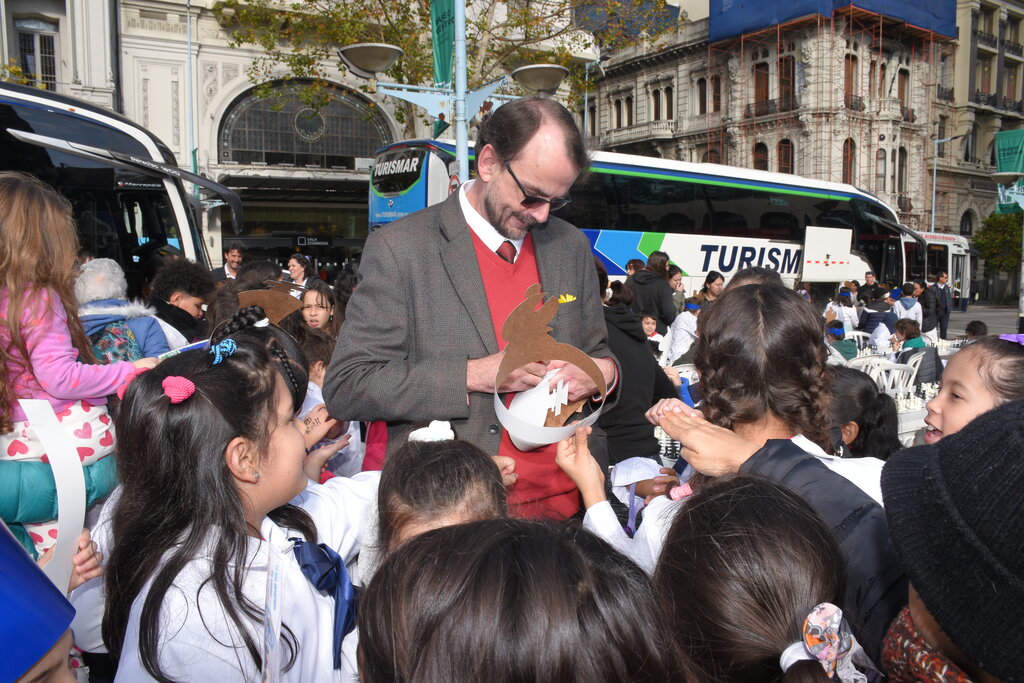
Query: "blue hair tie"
210 338 238 365
890 288 902 299
685 302 701 311
839 291 851 298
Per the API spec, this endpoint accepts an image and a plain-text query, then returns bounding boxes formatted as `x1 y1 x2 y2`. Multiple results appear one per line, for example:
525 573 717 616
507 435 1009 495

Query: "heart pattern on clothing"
99 431 114 447
6 440 28 456
48 529 58 539
99 414 110 425
74 423 92 439
77 447 94 460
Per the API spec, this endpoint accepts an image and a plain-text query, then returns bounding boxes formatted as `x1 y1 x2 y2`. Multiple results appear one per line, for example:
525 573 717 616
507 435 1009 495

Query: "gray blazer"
324 192 616 456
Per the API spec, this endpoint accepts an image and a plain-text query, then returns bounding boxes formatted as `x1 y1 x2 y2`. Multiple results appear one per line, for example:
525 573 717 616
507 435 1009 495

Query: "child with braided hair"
559 284 905 665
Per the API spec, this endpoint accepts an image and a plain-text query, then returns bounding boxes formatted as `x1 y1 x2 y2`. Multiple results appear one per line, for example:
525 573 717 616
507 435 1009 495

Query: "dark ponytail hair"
695 283 835 453
102 342 316 681
829 366 901 461
653 475 844 682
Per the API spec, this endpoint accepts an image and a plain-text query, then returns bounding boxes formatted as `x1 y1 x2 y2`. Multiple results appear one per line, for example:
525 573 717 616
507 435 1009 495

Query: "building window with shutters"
753 142 769 171
778 139 794 174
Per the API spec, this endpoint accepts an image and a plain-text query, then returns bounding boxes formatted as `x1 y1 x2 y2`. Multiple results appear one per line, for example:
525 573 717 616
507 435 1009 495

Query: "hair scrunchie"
779 603 870 682
162 376 196 404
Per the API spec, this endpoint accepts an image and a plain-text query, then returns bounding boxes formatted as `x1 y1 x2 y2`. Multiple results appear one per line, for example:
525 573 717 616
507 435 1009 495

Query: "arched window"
875 149 887 193
710 75 721 112
702 148 722 164
652 89 661 121
696 78 707 115
898 147 909 192
753 142 769 171
665 86 674 119
625 96 634 126
959 211 974 236
842 138 856 184
588 106 596 136
219 81 391 167
614 99 622 128
778 139 794 173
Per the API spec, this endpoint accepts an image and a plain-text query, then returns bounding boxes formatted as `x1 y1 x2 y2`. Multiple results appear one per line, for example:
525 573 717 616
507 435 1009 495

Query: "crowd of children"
3 168 1024 683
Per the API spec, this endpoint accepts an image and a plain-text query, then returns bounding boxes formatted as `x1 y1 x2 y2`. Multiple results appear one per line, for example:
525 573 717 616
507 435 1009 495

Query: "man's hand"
547 357 617 402
467 352 548 394
554 426 606 510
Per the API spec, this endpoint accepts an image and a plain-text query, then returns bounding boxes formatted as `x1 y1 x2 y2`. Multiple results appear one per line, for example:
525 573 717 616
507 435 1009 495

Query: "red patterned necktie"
496 240 517 263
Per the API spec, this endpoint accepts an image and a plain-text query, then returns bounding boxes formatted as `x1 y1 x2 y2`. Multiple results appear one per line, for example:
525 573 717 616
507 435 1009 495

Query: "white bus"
370 139 924 295
0 81 241 296
905 232 973 309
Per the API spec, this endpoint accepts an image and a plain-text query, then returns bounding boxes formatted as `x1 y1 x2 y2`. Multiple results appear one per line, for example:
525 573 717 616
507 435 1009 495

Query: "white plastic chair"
846 330 872 351
904 351 925 384
847 355 884 374
872 361 916 395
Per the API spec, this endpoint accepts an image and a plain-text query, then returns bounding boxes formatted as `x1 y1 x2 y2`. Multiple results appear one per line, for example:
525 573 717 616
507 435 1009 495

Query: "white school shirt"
823 302 860 332
664 311 698 365
790 434 884 505
110 472 379 682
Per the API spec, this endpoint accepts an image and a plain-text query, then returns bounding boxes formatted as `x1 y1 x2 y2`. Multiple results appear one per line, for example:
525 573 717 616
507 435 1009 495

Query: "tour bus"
0 82 241 296
369 139 924 295
905 232 973 310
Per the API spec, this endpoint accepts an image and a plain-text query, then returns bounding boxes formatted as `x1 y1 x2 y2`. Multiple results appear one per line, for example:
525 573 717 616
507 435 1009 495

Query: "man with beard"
324 98 617 520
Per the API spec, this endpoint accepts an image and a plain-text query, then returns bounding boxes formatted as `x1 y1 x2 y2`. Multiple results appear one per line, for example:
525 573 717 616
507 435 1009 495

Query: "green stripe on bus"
593 167 853 202
637 232 664 257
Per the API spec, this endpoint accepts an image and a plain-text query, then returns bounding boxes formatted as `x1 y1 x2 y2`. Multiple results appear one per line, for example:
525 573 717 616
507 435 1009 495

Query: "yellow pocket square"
557 294 577 303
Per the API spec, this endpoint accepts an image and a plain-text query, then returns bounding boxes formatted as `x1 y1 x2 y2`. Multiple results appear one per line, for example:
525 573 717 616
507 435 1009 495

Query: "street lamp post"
931 133 966 232
340 39 568 184
992 171 1024 333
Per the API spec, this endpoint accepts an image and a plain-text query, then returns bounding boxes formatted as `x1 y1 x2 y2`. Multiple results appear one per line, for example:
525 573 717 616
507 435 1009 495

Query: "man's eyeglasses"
505 163 571 211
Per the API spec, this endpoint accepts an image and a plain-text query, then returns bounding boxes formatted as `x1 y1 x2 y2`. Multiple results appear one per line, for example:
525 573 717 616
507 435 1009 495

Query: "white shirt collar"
459 180 525 259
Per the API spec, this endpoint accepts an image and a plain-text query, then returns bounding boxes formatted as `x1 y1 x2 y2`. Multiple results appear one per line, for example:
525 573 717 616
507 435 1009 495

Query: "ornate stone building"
592 1 958 234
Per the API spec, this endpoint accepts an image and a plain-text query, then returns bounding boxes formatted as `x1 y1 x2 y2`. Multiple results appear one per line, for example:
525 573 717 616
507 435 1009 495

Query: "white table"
897 407 928 447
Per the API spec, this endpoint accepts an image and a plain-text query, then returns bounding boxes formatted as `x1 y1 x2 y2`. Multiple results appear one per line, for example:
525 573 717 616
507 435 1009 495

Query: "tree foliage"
975 212 1023 275
217 0 673 135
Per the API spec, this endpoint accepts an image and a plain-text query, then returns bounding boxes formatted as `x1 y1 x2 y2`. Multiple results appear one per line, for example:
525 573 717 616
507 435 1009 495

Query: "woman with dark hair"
655 476 874 682
357 518 688 683
626 250 676 334
594 258 677 465
829 366 902 461
286 253 316 288
697 270 724 307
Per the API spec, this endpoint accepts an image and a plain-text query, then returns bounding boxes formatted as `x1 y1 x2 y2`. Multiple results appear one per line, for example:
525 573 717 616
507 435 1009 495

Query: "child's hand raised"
38 529 103 592
302 404 338 449
491 455 518 487
555 426 606 510
304 434 351 481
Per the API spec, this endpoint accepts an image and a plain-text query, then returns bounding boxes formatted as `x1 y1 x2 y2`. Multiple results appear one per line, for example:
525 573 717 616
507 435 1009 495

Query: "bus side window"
759 211 799 240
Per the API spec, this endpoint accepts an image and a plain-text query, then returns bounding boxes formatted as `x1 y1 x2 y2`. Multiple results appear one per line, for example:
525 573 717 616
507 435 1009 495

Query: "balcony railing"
977 30 998 48
744 95 798 118
937 84 954 102
600 120 676 147
844 93 865 111
975 90 998 106
897 195 913 212
1001 97 1024 113
901 106 916 123
1007 40 1024 57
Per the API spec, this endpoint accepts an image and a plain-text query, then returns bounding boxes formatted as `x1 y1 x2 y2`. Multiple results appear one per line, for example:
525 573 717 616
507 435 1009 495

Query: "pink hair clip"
116 367 151 400
162 376 196 404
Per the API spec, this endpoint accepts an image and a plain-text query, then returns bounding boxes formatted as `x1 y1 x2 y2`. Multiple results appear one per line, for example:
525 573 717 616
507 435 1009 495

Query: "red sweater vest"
470 231 581 520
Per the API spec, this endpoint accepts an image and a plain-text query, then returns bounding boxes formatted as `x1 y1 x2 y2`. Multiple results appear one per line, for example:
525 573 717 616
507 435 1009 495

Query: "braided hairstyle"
695 283 835 453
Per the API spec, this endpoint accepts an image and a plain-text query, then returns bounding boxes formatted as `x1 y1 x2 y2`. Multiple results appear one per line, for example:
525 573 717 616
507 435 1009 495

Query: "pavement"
947 305 1021 337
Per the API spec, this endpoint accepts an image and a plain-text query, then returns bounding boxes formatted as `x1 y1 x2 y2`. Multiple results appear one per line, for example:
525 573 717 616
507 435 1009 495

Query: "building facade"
593 2 956 236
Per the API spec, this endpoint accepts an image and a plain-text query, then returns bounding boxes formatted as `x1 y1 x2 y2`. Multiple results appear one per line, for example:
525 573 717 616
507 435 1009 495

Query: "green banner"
996 129 1024 173
995 130 1024 214
431 0 454 88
